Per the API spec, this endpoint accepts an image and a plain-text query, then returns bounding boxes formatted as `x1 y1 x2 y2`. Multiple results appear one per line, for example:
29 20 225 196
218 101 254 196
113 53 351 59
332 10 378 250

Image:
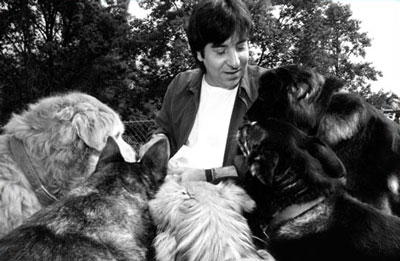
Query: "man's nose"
227 49 240 68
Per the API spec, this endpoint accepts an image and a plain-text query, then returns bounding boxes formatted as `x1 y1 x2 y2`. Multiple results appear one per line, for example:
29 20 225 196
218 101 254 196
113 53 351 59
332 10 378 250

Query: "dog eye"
115 132 121 139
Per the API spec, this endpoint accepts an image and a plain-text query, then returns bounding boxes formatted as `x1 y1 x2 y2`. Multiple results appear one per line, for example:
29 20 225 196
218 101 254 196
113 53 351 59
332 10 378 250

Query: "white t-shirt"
170 76 238 169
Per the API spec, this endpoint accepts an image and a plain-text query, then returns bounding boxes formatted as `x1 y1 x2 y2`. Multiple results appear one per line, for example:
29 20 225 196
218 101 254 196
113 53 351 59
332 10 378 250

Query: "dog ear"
307 137 346 178
257 69 285 107
72 111 110 151
140 136 170 184
324 76 345 93
95 136 125 171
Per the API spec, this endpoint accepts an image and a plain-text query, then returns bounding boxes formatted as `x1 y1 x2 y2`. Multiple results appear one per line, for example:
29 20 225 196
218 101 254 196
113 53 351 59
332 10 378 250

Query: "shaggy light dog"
0 92 136 237
149 179 275 261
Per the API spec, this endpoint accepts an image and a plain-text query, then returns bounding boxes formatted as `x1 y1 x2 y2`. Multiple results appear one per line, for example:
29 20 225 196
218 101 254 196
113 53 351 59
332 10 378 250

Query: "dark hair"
187 0 253 71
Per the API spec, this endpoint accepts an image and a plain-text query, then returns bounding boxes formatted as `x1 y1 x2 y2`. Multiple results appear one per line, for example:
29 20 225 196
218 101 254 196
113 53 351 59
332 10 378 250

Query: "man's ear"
95 136 124 171
307 137 346 178
140 136 170 184
196 51 204 62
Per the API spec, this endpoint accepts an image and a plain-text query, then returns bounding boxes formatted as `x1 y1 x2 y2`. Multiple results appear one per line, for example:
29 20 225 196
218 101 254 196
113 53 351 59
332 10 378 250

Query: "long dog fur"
149 179 275 261
248 65 400 214
238 118 400 261
0 92 135 237
0 136 168 260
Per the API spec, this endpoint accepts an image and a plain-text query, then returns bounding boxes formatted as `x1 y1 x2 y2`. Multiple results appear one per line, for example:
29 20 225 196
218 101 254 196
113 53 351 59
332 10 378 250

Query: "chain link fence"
121 109 400 151
122 120 157 151
2 109 399 151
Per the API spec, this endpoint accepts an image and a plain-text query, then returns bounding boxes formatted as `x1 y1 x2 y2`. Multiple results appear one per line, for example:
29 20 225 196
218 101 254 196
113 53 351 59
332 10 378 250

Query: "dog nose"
237 121 259 158
237 127 250 158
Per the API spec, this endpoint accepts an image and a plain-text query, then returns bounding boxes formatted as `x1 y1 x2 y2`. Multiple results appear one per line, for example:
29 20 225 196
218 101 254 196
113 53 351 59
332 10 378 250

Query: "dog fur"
0 92 136 237
247 65 400 214
238 118 400 261
0 135 169 260
149 179 275 261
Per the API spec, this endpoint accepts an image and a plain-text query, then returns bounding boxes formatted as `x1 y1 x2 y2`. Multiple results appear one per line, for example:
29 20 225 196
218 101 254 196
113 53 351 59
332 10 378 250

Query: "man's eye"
215 48 226 55
237 43 248 51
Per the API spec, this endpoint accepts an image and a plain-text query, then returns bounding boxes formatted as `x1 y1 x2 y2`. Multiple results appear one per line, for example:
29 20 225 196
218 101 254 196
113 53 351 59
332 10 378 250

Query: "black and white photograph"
0 0 400 260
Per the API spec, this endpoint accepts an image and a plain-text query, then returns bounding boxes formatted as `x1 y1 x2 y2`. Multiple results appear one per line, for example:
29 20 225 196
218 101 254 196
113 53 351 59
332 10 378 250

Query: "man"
148 0 266 182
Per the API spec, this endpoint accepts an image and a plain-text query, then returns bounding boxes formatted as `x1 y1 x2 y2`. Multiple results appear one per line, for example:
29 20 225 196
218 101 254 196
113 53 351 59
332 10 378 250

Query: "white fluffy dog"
0 92 136 237
149 179 275 261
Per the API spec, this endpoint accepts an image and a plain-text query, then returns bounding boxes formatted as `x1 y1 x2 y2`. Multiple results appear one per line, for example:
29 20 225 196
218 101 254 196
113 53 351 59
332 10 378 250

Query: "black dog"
238 118 400 261
0 136 169 260
247 65 400 214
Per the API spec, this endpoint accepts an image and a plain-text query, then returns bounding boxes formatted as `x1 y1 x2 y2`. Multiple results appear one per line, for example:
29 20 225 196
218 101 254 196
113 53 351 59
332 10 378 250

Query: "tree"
131 0 197 118
255 0 382 95
1 0 392 124
133 0 386 113
0 0 142 124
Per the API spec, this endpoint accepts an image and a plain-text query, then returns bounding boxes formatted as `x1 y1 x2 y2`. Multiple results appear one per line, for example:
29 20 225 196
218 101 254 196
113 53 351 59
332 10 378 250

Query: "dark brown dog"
238 118 400 261
0 136 169 261
247 65 400 214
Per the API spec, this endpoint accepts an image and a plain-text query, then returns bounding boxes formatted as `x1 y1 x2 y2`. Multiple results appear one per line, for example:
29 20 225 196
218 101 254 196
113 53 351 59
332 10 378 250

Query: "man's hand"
167 166 206 182
167 165 238 183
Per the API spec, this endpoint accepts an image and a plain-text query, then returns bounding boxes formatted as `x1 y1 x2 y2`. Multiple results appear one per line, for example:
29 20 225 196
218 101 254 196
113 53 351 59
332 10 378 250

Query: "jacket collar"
239 65 257 108
187 68 203 95
187 66 256 108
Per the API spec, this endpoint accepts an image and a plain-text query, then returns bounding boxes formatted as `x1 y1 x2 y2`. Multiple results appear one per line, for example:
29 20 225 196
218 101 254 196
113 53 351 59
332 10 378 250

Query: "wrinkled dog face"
238 118 346 214
247 65 343 134
237 121 278 186
3 92 136 196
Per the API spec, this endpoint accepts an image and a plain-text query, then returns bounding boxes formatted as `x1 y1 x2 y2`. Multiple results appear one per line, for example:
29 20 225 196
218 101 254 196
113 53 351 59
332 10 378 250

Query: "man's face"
197 33 249 90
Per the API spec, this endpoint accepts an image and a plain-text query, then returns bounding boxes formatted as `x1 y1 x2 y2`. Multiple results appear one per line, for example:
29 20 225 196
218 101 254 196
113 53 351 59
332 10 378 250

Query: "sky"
335 0 400 95
128 0 149 19
128 0 400 95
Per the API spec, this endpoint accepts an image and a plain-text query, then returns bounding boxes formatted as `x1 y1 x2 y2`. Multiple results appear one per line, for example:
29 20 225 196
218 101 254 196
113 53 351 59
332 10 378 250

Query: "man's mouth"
225 69 241 75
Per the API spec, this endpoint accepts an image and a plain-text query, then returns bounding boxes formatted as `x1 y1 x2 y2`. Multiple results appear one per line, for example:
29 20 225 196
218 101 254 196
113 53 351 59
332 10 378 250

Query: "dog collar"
9 136 58 206
270 196 326 227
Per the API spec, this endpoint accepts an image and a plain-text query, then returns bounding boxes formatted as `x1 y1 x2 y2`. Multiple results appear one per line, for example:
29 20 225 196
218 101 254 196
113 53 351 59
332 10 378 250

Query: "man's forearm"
205 166 238 182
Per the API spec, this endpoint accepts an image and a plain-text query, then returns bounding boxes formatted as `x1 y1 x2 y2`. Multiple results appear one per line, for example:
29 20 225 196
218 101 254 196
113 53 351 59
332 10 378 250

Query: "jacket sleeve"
153 73 182 154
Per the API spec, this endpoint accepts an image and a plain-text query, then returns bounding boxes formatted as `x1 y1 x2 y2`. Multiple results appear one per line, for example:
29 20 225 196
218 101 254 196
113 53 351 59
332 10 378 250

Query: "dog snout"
237 121 268 159
237 121 258 157
237 124 250 157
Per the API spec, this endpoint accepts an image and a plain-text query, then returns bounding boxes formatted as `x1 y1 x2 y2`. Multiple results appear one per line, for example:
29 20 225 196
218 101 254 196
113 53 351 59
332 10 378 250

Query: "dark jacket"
155 65 267 176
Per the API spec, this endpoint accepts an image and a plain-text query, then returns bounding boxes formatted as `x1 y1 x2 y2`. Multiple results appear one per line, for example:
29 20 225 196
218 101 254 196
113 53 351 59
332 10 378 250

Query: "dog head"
149 180 263 261
3 92 136 198
73 134 169 198
149 180 255 228
238 118 346 216
247 65 344 134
